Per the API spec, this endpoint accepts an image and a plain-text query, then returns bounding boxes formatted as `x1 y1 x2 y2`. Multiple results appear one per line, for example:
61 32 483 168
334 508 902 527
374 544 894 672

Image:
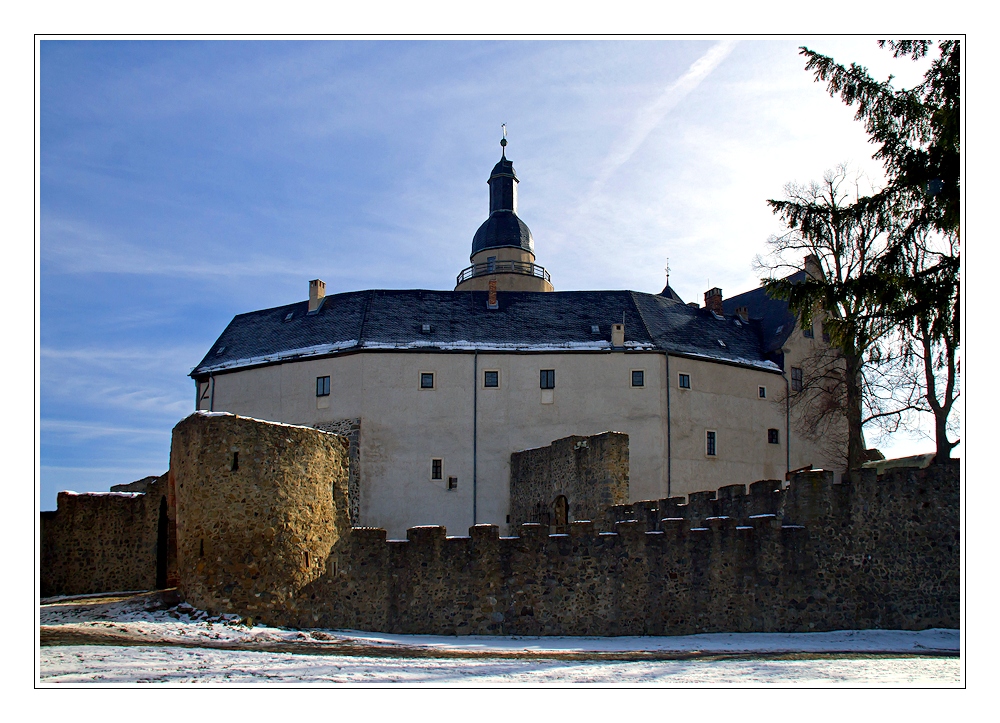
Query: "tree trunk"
844 352 866 483
921 319 958 463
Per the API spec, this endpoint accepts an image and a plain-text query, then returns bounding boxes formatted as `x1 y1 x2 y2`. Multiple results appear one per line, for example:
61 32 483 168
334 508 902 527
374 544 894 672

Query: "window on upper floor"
791 367 803 392
678 373 691 389
758 386 767 399
316 376 330 397
484 370 499 388
706 430 717 457
420 372 435 389
768 428 780 444
803 326 814 338
431 458 443 480
631 370 644 387
540 369 555 389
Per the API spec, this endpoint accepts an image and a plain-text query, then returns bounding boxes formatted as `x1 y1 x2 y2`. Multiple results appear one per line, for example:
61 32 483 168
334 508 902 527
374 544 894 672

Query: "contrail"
594 39 739 189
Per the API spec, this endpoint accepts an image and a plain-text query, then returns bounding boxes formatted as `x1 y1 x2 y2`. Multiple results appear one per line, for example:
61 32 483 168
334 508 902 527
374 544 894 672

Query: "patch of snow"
190 411 341 434
195 340 360 373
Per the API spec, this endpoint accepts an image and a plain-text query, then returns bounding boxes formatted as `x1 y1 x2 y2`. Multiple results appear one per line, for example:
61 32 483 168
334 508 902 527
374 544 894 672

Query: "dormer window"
421 323 432 334
591 325 600 334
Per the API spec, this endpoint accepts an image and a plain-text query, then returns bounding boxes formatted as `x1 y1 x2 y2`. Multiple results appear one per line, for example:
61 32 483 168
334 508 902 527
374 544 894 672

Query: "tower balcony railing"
456 260 551 286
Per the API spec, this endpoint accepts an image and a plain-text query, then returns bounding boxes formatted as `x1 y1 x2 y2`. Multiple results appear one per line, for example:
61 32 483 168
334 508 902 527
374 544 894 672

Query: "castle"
40 140 955 637
188 140 845 538
41 412 959 635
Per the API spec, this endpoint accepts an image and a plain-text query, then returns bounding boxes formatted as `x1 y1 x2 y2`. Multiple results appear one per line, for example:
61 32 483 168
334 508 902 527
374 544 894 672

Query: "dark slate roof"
471 210 534 256
722 270 806 355
490 157 517 179
192 289 784 377
658 283 684 303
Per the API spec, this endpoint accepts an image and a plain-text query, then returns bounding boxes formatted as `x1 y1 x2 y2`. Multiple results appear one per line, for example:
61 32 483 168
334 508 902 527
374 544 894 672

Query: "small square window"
431 458 442 480
631 370 644 387
803 326 814 338
758 386 766 399
420 372 435 389
791 367 803 392
316 376 330 397
768 428 780 444
540 369 555 389
678 373 691 389
591 324 600 334
484 370 499 388
706 430 717 456
448 476 458 490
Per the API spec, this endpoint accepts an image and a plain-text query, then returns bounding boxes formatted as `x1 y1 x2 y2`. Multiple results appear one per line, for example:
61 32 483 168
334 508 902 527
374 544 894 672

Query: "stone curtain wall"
171 412 350 621
167 414 957 635
314 418 361 526
509 432 629 529
40 474 169 597
276 464 957 634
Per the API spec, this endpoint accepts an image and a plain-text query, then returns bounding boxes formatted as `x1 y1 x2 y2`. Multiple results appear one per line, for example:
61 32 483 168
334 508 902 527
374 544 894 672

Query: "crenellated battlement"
109 412 959 637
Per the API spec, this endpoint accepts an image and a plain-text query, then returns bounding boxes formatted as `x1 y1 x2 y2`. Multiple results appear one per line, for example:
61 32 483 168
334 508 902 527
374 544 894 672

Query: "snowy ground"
38 591 962 686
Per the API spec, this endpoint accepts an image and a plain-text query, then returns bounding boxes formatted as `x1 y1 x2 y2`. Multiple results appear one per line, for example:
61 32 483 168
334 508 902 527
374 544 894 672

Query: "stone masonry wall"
509 432 629 529
40 474 170 597
171 412 350 621
314 418 360 526
277 463 958 635
168 414 958 635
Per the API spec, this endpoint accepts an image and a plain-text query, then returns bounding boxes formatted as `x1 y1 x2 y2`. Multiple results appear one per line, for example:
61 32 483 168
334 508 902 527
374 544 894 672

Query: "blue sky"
39 38 943 509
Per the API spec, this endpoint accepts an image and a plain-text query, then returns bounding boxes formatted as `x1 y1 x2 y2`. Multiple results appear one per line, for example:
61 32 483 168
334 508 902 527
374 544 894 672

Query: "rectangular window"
678 373 691 389
316 376 330 397
431 458 443 480
758 386 766 399
768 428 780 444
803 327 814 338
448 476 458 490
420 372 435 389
791 367 803 392
631 370 644 387
484 370 499 388
487 256 496 272
540 369 555 389
706 430 717 457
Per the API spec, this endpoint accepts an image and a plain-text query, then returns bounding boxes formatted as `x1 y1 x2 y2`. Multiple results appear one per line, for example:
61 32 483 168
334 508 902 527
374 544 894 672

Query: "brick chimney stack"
735 306 749 322
611 323 625 348
704 287 723 315
308 279 326 313
487 279 498 309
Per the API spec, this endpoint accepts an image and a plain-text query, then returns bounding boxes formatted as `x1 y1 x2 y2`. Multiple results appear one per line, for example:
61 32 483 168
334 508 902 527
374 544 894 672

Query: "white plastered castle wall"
196 339 841 537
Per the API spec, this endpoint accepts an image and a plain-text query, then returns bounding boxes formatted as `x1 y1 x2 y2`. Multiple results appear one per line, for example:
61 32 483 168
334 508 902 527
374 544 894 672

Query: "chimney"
704 287 723 315
804 254 823 280
308 279 326 313
736 306 749 322
611 323 625 348
487 279 499 309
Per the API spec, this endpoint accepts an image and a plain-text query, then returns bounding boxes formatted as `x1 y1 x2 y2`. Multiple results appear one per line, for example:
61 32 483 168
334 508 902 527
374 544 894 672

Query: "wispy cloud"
592 40 739 191
41 419 171 441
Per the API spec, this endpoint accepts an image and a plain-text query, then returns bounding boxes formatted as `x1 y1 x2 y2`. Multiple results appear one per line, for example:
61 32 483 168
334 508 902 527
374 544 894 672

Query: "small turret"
455 127 553 292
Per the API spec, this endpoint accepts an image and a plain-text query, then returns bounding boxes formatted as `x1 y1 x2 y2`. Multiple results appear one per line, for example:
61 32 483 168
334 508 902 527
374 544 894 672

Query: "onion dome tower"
455 127 553 292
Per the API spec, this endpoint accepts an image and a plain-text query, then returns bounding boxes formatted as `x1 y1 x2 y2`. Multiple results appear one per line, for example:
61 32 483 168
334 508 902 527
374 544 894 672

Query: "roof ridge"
356 290 376 348
628 291 656 345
